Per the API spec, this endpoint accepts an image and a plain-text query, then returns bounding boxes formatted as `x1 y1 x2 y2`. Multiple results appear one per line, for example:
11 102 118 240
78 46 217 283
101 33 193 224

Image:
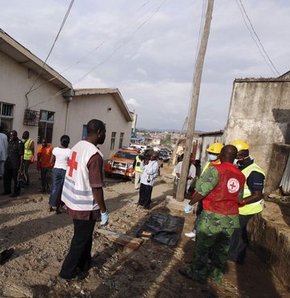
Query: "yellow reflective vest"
135 156 143 173
239 162 265 215
24 138 34 161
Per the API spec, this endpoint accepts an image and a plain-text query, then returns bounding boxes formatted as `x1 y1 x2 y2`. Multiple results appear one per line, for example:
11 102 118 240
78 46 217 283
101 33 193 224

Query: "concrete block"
165 195 187 211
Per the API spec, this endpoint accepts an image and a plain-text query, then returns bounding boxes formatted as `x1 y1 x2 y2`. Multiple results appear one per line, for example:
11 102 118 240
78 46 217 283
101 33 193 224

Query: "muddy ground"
0 164 289 298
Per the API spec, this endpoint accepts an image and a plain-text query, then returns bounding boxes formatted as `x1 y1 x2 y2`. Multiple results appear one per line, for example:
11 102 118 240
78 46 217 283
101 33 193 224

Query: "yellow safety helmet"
207 143 224 154
231 140 250 152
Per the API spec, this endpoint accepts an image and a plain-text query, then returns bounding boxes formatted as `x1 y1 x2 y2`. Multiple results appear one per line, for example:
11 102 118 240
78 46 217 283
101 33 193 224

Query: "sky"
1 0 290 131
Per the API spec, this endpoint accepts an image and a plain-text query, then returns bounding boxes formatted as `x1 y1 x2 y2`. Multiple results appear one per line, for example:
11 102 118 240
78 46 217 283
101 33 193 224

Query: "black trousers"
40 168 51 192
60 219 96 279
228 214 253 263
3 167 20 195
138 183 153 208
23 160 31 185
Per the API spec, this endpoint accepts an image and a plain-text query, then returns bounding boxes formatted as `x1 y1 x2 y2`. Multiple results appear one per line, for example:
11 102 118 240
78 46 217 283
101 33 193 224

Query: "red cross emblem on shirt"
230 181 237 189
227 178 239 193
67 151 78 177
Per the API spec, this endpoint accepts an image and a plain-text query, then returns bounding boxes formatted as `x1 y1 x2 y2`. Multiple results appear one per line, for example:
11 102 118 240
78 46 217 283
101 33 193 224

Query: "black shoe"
10 193 19 198
0 248 14 265
59 271 87 281
178 267 206 284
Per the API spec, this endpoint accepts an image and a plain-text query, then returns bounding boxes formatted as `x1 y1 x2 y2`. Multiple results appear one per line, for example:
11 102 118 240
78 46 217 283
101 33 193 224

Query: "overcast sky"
1 0 290 131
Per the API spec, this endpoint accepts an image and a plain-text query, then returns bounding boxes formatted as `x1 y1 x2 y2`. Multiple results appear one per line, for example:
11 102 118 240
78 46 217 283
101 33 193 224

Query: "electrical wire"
236 0 279 76
28 0 168 108
26 0 75 95
28 0 154 94
74 0 168 85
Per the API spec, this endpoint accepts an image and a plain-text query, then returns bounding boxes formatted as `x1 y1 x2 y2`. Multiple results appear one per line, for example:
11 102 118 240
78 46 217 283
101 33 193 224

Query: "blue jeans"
49 168 66 208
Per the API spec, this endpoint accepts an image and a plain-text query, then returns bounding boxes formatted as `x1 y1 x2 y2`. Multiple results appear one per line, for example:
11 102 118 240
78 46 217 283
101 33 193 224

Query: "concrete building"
70 89 132 158
0 30 132 159
224 76 290 193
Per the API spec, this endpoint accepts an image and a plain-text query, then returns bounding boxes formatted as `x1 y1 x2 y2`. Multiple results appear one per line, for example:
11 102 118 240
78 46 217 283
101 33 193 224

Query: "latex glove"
184 205 193 214
101 211 109 225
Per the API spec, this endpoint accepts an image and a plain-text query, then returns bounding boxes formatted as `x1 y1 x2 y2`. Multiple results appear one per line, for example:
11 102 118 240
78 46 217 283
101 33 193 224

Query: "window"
38 110 54 143
110 132 116 150
119 132 124 148
0 102 14 132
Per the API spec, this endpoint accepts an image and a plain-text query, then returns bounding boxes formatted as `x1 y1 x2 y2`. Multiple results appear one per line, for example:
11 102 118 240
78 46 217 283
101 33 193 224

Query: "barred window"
0 102 14 131
110 132 116 150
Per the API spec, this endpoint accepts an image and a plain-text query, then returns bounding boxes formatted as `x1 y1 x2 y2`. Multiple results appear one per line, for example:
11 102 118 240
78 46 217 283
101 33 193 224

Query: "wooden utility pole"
176 0 214 201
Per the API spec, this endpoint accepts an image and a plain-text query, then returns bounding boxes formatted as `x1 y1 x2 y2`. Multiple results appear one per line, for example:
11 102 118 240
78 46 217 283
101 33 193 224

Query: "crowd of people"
0 122 266 286
0 127 71 214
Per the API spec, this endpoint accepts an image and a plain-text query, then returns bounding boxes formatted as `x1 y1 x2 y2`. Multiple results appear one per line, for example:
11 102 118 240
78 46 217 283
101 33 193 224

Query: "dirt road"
0 166 288 297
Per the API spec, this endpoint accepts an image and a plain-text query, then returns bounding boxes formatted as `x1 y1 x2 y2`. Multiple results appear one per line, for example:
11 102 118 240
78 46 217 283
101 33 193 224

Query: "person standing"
175 154 196 194
49 135 71 213
37 138 53 193
229 140 265 264
180 145 245 283
138 151 159 209
59 119 108 281
184 143 224 239
2 130 24 197
22 131 35 186
0 126 8 179
133 150 143 190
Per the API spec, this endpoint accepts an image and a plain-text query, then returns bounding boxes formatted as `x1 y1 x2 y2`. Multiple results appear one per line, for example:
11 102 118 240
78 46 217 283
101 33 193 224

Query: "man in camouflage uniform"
180 145 245 283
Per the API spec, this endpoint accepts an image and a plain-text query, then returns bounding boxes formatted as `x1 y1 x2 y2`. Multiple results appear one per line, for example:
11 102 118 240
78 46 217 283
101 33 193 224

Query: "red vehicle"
104 149 138 179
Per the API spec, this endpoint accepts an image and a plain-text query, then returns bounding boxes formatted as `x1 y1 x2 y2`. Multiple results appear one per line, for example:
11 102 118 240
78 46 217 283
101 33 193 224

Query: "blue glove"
101 211 109 225
184 205 193 214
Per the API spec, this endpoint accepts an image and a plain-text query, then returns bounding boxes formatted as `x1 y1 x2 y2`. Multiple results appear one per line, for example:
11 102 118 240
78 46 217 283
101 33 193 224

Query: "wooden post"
176 0 215 201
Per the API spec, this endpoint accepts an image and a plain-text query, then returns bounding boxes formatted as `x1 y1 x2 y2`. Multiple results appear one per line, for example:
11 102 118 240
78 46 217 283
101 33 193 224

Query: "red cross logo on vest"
67 151 78 177
227 178 240 193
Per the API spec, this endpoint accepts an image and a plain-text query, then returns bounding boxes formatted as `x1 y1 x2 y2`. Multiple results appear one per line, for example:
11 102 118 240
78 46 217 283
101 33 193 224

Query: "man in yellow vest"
22 131 34 186
134 150 143 190
229 140 265 264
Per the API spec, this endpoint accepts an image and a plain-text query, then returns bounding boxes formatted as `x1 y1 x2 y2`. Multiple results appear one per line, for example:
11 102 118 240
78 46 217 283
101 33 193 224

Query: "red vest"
203 162 245 215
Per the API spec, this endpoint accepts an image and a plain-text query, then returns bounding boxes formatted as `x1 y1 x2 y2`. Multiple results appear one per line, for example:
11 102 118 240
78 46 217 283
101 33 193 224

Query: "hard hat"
231 140 250 152
206 143 224 154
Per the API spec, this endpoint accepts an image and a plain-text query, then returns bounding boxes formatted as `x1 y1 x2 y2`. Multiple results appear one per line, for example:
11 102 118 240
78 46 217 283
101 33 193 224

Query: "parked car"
159 150 170 162
104 149 138 179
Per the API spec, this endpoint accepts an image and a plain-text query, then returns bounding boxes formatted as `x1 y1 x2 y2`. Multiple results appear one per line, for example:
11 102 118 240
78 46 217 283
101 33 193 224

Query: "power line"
28 0 154 94
236 0 279 76
28 0 168 108
74 0 168 85
26 0 75 96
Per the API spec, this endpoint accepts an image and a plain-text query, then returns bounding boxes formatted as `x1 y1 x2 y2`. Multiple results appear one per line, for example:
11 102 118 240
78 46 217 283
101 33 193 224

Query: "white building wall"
67 94 132 159
0 51 68 146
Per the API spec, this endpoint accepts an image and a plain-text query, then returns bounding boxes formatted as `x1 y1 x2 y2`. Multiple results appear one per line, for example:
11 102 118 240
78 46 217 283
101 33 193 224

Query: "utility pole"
176 0 214 201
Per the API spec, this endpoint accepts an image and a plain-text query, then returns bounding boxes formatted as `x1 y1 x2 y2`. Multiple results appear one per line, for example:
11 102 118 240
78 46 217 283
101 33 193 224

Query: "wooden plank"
96 229 143 250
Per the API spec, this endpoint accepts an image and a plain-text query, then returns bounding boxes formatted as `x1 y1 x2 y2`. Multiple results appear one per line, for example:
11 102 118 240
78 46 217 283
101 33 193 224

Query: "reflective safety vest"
201 159 221 175
135 155 143 173
23 138 34 161
61 140 102 211
239 162 265 215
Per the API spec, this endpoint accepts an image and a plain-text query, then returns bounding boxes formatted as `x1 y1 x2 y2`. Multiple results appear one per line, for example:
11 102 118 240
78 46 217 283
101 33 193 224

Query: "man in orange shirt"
37 138 53 193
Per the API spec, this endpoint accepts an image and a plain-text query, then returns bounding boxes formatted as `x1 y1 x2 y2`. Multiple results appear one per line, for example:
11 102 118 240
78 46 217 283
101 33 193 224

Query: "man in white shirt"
175 155 196 194
138 151 160 209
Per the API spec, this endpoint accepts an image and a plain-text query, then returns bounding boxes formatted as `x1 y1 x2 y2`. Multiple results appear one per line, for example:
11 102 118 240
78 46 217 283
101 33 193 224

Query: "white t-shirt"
52 147 71 170
175 161 196 179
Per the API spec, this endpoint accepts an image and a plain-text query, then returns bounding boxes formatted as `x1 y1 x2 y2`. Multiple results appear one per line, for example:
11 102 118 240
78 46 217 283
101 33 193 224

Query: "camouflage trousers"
190 210 239 283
